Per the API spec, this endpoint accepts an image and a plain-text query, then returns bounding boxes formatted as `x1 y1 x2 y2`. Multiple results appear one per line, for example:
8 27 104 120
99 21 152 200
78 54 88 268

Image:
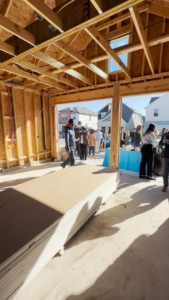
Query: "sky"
58 93 163 116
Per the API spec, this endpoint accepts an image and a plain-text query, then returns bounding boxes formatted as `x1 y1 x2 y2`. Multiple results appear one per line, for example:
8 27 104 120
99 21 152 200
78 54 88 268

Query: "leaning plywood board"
0 165 119 300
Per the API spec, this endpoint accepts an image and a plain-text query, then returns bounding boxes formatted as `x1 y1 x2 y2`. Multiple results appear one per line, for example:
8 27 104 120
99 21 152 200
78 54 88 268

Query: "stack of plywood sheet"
0 165 119 300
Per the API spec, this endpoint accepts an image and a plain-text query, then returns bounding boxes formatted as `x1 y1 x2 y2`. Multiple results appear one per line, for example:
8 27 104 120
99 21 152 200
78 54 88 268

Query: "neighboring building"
98 102 144 132
59 107 97 132
145 94 169 132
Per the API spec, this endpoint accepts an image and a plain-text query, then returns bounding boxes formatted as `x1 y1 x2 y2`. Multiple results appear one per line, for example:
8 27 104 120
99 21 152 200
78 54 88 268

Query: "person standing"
130 128 136 145
139 123 159 180
61 118 76 168
79 126 89 163
159 130 169 192
125 130 132 146
89 129 96 158
74 121 82 157
0 168 4 175
134 125 142 148
120 127 126 148
95 128 102 153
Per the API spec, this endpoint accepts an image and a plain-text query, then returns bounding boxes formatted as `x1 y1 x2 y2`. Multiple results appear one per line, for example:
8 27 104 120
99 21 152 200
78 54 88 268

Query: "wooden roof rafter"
54 40 110 82
32 51 93 86
130 6 154 74
15 59 78 88
90 0 103 14
0 65 67 90
85 25 131 78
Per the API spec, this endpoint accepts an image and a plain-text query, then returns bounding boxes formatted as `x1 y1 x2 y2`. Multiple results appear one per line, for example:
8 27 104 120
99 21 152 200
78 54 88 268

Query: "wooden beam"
149 3 169 19
130 6 154 74
90 0 102 14
3 73 18 81
0 65 66 90
22 0 63 32
85 25 131 78
32 51 93 85
51 78 169 103
110 83 121 169
0 14 35 45
108 25 131 41
15 59 77 88
55 40 110 82
0 41 15 56
0 0 144 68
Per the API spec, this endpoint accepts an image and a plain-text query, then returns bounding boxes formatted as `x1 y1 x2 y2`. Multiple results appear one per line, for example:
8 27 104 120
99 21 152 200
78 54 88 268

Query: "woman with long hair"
134 125 142 148
139 123 159 180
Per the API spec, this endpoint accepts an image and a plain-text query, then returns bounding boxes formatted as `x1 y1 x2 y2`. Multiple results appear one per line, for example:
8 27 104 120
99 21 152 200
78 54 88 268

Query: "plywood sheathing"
12 87 28 164
162 18 169 72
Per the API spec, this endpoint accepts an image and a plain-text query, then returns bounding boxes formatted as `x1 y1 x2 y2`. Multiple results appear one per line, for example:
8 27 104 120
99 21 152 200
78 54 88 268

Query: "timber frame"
0 0 169 168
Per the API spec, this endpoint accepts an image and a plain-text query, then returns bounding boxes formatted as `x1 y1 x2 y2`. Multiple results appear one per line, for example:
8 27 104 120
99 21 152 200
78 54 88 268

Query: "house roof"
59 107 97 116
59 107 74 112
73 107 97 116
100 103 144 124
149 97 159 104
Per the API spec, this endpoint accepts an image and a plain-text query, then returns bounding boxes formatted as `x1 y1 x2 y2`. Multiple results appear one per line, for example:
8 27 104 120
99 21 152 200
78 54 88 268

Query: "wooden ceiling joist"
0 14 35 46
32 51 93 86
15 59 78 88
0 65 66 90
0 41 15 56
130 6 154 74
22 0 63 33
55 40 110 82
90 0 103 14
85 25 131 78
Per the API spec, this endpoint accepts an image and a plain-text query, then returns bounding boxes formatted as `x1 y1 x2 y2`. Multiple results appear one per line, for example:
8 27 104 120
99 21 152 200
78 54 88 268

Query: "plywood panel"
34 92 45 156
24 90 36 158
13 87 27 162
43 94 51 151
162 19 169 72
0 86 6 168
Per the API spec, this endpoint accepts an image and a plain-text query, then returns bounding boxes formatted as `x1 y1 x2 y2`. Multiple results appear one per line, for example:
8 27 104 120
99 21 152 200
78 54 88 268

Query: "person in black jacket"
159 131 169 192
61 118 76 168
120 127 126 148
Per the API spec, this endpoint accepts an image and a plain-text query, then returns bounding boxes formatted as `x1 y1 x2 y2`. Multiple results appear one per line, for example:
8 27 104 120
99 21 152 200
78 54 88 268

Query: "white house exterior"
145 94 169 132
98 103 144 132
59 107 97 132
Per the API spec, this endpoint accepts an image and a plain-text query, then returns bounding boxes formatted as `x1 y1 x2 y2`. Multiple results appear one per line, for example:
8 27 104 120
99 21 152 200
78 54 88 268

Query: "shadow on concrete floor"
0 178 37 192
66 218 169 300
65 185 168 250
2 163 61 176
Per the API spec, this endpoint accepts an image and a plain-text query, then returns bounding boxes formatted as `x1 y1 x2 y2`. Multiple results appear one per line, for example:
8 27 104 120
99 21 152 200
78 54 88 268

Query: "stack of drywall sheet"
0 165 119 300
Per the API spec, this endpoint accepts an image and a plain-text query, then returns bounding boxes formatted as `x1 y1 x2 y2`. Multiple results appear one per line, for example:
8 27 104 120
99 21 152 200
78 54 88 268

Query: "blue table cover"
103 148 141 172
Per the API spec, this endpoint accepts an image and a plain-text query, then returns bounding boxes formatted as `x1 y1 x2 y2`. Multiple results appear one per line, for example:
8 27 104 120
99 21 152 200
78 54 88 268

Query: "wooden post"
49 96 54 158
110 83 122 169
0 86 9 168
34 93 39 161
54 104 59 159
23 90 31 163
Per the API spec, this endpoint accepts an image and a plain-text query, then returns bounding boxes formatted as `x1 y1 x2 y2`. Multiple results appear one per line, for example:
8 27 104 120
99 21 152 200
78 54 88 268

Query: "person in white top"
95 128 102 153
139 123 160 180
